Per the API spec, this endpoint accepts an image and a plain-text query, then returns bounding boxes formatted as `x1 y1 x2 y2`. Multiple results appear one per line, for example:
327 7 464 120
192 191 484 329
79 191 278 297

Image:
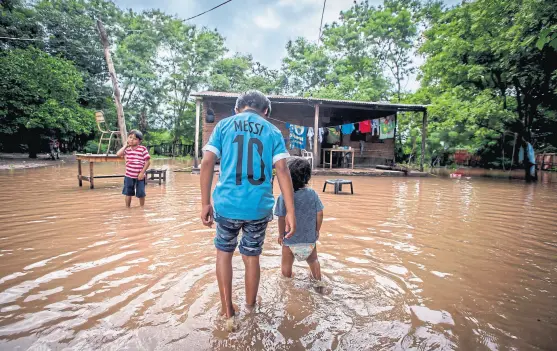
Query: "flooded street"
0 160 556 350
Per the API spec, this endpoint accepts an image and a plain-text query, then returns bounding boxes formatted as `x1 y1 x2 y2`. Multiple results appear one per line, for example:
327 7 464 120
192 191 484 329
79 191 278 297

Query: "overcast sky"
112 0 461 92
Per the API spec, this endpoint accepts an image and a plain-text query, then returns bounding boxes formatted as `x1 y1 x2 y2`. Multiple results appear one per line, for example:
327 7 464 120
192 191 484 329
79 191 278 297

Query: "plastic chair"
301 149 314 168
95 111 121 155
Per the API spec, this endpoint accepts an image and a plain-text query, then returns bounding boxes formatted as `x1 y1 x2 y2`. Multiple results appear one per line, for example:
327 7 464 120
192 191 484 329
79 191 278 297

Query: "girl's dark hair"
287 157 312 191
128 129 143 140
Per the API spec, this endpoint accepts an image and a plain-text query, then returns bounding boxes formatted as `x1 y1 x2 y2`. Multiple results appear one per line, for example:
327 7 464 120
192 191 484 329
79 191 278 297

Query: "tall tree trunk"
139 108 147 135
97 19 127 146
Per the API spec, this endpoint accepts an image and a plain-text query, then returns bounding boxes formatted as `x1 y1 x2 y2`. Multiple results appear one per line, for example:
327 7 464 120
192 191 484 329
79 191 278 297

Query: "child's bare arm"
316 211 323 232
116 144 127 157
278 216 286 245
275 159 296 238
138 159 150 180
116 145 128 157
200 152 216 226
316 210 323 240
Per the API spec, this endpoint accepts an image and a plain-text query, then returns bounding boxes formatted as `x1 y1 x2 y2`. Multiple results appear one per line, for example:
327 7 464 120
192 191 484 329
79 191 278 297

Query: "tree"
157 14 226 145
0 48 94 157
209 54 285 94
418 0 557 167
114 10 165 134
33 0 122 109
0 0 43 50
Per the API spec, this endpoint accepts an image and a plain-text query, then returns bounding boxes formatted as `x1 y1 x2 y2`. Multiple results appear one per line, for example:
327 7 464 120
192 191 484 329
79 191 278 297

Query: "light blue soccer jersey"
202 111 289 220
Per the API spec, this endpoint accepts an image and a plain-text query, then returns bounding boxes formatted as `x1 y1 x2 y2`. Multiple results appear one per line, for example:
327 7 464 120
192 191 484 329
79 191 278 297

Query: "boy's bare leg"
242 255 260 308
139 197 145 206
306 248 321 280
216 249 235 318
281 245 295 278
125 196 132 207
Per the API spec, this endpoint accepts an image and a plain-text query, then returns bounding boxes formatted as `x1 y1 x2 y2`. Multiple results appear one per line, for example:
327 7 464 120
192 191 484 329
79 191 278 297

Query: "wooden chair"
95 111 121 155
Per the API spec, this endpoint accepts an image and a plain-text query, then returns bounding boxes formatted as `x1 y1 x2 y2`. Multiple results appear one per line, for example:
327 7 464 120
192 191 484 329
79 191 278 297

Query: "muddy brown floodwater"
0 160 556 350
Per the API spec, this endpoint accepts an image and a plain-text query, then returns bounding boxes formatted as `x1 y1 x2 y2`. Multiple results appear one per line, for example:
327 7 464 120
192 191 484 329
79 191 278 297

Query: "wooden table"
322 148 355 169
76 154 124 189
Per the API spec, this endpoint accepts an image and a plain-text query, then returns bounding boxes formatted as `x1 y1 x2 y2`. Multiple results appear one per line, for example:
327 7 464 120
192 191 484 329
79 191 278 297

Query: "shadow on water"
0 159 556 350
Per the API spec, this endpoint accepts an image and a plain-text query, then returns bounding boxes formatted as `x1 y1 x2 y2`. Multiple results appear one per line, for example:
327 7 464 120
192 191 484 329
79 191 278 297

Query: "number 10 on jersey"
233 135 266 186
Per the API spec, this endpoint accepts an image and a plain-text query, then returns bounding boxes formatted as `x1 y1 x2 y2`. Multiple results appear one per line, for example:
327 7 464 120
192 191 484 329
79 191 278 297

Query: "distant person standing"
199 90 296 322
49 138 60 160
117 130 151 207
519 136 537 182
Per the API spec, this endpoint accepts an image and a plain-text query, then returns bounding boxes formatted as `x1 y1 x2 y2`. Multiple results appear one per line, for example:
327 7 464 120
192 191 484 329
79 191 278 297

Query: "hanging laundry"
359 120 372 133
326 127 340 144
286 123 307 149
379 115 395 139
371 119 380 136
307 127 315 150
359 140 365 156
341 123 355 135
350 122 366 142
318 128 324 143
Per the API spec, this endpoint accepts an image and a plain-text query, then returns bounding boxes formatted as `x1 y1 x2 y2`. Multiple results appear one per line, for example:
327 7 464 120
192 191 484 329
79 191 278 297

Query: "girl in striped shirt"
117 130 151 207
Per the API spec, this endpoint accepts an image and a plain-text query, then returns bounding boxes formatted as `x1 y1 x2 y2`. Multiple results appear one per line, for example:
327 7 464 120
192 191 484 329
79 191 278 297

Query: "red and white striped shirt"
124 145 150 178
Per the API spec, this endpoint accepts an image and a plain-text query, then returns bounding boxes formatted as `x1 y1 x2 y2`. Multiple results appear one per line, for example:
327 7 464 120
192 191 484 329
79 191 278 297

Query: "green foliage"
84 140 106 153
145 130 173 145
209 55 285 94
0 47 94 136
414 0 557 166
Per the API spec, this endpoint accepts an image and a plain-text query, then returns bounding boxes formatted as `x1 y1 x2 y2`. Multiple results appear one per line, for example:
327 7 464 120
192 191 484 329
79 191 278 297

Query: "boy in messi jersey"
200 90 296 319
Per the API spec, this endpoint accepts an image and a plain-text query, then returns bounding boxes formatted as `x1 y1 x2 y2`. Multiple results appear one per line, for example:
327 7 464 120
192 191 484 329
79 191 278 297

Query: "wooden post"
313 103 320 169
78 159 83 187
393 112 398 164
194 98 201 168
96 19 127 146
420 110 428 172
89 162 95 189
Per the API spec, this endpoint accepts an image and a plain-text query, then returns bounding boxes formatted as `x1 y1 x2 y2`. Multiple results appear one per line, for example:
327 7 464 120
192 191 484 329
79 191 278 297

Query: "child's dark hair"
128 129 143 140
287 157 312 191
235 90 272 116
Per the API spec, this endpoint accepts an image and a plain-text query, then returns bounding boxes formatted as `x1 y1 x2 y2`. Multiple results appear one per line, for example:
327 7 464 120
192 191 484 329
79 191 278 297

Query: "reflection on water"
0 160 556 350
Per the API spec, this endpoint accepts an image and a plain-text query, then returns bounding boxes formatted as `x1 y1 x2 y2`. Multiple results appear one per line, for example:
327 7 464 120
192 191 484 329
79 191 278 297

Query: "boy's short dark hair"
287 157 312 192
235 90 272 116
128 129 143 140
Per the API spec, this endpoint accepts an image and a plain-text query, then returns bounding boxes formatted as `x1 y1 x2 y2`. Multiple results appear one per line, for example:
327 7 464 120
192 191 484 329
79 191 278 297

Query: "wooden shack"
191 91 428 170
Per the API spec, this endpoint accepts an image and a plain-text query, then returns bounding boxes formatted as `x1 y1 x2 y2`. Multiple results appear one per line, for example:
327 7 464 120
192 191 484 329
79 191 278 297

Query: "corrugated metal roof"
191 91 427 111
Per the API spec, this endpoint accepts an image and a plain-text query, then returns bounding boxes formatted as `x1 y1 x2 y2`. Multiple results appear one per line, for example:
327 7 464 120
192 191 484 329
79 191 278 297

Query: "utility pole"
96 19 127 146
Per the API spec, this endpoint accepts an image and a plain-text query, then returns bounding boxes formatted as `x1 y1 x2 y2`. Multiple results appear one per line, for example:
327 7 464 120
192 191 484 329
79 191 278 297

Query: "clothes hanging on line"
379 115 395 139
318 128 324 143
286 123 307 150
307 127 314 149
359 120 371 133
340 123 355 135
350 122 366 142
326 127 340 144
371 119 380 136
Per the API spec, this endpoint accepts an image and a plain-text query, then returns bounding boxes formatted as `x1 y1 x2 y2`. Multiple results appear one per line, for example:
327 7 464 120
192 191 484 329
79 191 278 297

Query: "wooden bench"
146 169 167 185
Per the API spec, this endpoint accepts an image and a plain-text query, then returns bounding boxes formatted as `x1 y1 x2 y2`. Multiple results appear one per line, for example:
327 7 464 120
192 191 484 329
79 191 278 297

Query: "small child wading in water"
275 157 324 281
117 130 151 207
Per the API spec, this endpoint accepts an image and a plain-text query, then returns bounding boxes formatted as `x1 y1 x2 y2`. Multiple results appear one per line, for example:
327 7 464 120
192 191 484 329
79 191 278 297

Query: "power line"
318 0 327 43
0 36 42 41
183 0 233 22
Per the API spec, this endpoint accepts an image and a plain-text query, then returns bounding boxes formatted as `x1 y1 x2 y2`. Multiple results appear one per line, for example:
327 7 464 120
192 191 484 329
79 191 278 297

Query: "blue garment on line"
341 123 355 135
286 123 307 150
